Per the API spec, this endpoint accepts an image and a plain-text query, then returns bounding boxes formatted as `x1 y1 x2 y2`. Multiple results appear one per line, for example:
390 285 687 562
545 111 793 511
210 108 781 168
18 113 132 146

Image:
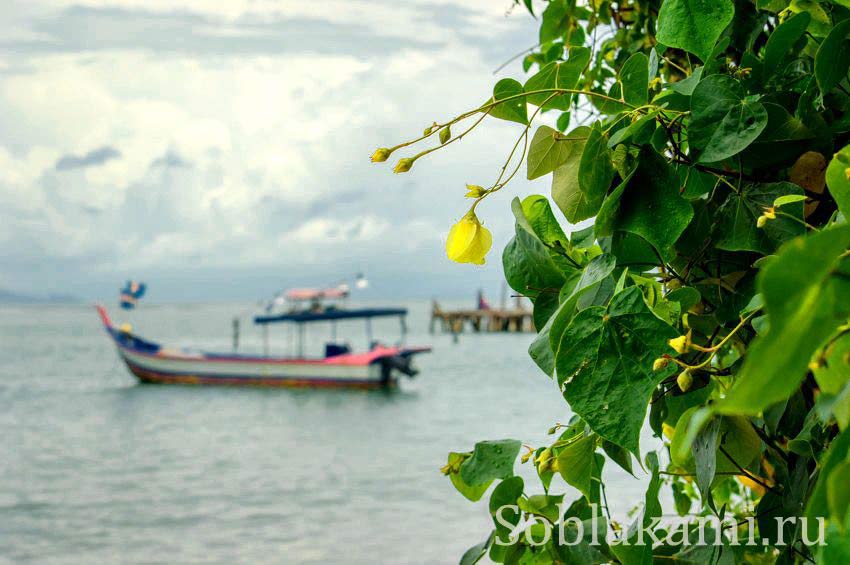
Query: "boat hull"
123 359 384 389
96 305 428 389
117 345 386 388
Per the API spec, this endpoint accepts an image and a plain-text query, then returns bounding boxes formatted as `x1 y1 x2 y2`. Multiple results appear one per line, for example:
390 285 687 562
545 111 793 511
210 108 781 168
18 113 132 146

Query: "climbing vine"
376 0 850 562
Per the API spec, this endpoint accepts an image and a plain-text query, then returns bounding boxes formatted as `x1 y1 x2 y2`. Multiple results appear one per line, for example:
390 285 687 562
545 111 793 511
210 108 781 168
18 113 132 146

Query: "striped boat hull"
97 305 429 389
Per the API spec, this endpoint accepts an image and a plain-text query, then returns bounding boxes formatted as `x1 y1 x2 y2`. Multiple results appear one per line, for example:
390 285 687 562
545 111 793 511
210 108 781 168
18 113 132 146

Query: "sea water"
0 301 648 563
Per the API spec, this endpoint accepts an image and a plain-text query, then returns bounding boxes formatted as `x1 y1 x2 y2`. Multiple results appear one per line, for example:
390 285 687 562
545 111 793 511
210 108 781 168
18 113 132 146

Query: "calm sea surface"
0 301 647 564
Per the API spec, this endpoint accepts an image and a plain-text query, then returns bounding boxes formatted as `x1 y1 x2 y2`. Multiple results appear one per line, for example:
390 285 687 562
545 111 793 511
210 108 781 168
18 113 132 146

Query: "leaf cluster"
379 1 850 562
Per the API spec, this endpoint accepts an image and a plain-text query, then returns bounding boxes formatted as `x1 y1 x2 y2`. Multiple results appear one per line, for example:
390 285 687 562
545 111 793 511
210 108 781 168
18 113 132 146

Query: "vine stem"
718 445 777 494
673 310 760 371
386 87 649 156
409 109 491 162
471 91 558 215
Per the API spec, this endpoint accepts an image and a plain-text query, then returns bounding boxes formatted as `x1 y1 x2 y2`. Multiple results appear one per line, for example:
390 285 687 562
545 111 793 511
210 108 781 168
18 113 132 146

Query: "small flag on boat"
119 280 146 310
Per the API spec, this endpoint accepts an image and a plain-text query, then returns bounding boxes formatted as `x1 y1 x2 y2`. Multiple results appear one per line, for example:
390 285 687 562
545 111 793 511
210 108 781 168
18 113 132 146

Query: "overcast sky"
0 0 556 302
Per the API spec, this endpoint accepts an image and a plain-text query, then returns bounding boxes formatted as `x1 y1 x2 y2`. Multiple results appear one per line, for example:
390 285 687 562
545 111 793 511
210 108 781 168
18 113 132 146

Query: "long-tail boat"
96 287 430 388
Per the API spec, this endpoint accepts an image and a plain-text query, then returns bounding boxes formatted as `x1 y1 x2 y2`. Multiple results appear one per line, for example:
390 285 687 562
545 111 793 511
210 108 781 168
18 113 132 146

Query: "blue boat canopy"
254 307 407 325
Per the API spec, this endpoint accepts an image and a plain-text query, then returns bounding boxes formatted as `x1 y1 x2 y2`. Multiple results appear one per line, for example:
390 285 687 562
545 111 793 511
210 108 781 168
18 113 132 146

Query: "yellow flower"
757 207 775 229
652 357 670 372
393 158 414 173
677 370 693 392
371 148 391 162
464 184 486 199
844 167 850 182
446 212 492 265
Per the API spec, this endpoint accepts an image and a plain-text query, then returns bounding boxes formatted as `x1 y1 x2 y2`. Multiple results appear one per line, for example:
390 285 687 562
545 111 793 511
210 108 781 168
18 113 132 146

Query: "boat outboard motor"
384 355 418 378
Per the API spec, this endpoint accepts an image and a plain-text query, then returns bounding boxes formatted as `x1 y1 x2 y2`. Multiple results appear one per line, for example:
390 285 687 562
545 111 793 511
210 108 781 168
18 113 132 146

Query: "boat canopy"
253 307 407 325
284 287 349 301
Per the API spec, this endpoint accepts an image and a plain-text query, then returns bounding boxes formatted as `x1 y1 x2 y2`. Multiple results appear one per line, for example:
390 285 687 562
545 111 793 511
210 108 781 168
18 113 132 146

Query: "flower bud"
446 211 493 265
393 158 414 173
439 126 451 145
844 167 850 182
756 215 768 229
677 370 693 392
464 184 486 199
668 335 689 354
652 357 670 372
371 148 391 162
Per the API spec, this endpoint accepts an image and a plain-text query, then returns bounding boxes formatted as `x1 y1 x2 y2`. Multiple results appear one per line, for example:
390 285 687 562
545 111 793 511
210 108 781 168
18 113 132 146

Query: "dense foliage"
375 0 850 562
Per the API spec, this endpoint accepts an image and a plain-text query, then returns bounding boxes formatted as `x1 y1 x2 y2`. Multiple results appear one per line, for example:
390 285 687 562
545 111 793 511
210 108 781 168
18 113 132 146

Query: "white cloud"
0 0 542 298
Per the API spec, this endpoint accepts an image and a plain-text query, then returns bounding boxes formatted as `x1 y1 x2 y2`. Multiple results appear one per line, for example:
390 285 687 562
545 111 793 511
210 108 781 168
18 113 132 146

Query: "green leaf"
529 302 562 377
690 75 768 164
825 145 850 218
602 440 634 476
595 147 693 256
551 126 596 222
714 182 806 254
519 195 569 248
606 110 660 148
815 18 850 94
571 225 595 248
518 494 564 523
667 286 701 312
773 194 808 207
763 11 810 75
755 102 815 144
554 286 679 455
828 460 850 525
620 52 649 107
524 47 591 110
656 0 735 62
807 428 850 537
670 67 704 96
609 452 661 565
447 453 492 502
820 515 850 564
486 78 528 125
577 124 616 218
692 418 720 510
503 227 567 298
527 126 572 180
570 254 617 302
459 531 494 565
757 0 788 11
460 440 522 486
531 255 616 377
489 476 523 541
556 433 596 499
716 225 850 415
539 0 568 44
814 333 850 395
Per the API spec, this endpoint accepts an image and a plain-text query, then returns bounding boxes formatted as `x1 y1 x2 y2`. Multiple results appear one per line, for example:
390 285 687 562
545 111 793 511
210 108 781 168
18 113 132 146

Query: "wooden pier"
430 301 534 334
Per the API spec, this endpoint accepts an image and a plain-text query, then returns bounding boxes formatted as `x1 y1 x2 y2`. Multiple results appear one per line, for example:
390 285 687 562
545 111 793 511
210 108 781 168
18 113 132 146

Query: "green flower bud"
371 148 392 163
393 158 414 174
677 370 693 392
